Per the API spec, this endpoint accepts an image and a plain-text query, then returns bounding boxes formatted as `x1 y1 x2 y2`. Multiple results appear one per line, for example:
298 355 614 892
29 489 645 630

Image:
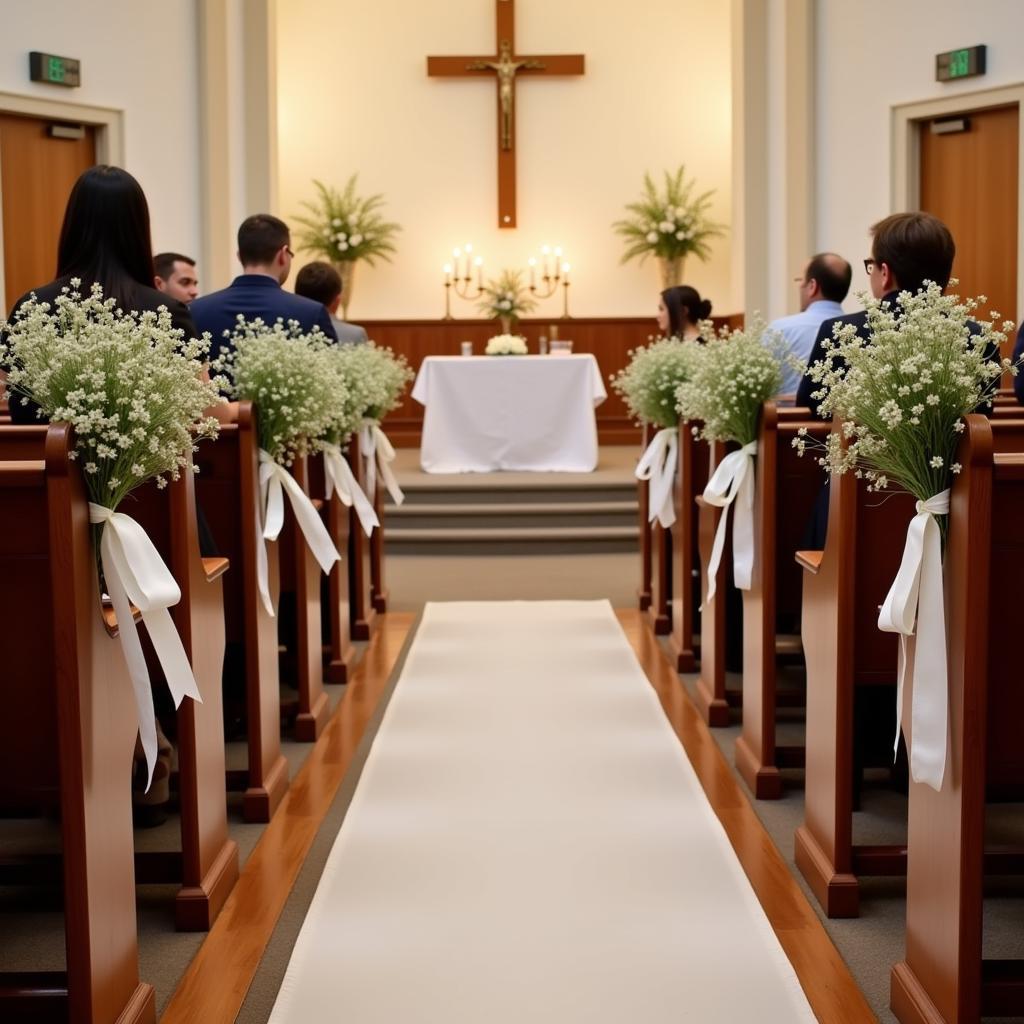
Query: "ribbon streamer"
701 440 758 606
257 451 341 617
323 443 380 537
635 428 678 528
360 420 405 506
89 504 203 791
878 489 950 791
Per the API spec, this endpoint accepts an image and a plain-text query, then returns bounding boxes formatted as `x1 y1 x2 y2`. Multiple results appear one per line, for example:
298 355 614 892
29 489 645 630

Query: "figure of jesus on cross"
427 0 585 228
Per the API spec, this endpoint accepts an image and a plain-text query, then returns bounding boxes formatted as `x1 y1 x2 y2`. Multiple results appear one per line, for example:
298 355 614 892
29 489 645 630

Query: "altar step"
385 484 639 555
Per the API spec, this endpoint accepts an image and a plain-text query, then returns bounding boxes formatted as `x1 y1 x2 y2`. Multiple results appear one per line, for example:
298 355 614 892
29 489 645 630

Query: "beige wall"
276 0 734 320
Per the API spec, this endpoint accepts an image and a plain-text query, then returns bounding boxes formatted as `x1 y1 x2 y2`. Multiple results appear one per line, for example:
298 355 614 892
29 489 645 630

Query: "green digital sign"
29 51 81 88
936 45 986 83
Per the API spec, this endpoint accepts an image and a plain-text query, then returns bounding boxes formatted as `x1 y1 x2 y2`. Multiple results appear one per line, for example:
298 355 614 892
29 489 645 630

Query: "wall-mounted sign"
936 45 986 83
29 51 81 88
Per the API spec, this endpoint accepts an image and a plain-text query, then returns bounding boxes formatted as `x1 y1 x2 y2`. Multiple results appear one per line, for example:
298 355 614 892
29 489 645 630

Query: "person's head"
657 285 712 336
866 212 955 299
797 252 852 311
237 213 293 284
56 165 155 307
154 252 199 304
294 261 342 314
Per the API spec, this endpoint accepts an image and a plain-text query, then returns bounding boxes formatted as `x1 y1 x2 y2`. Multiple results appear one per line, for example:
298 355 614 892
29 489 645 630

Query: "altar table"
411 354 607 472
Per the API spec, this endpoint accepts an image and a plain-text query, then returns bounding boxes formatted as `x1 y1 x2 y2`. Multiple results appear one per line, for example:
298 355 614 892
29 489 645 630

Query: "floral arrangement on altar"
611 336 703 429
791 283 1018 792
793 283 1014 504
613 166 724 288
485 334 529 356
675 318 789 445
477 269 537 326
0 281 222 508
213 317 346 467
294 177 400 267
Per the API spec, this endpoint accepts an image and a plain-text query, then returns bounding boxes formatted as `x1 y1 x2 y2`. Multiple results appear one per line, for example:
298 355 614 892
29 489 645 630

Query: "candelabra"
528 246 572 319
442 244 485 320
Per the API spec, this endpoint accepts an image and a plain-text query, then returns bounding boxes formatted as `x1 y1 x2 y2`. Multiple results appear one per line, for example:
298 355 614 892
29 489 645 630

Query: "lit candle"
443 263 452 285
562 262 571 282
528 256 537 288
474 255 483 287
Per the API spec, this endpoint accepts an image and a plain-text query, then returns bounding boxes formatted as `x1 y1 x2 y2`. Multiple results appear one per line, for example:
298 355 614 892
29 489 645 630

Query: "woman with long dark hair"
655 284 712 341
6 166 195 425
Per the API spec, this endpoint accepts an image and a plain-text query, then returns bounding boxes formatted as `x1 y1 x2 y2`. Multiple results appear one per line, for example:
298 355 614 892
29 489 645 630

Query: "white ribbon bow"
635 428 678 528
256 450 341 616
360 420 404 506
878 489 950 791
89 504 202 791
322 443 379 537
701 441 758 606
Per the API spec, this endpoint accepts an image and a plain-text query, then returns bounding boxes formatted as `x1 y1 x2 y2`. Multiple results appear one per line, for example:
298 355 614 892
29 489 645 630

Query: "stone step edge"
387 526 639 543
389 500 638 517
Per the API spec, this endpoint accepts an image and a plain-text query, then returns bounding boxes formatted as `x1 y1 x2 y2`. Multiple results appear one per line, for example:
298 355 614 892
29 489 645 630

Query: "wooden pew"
0 424 156 1023
892 416 1024 1024
794 423 915 916
735 403 827 798
308 451 357 685
126 458 240 930
348 434 376 640
637 422 653 612
369 453 389 615
694 439 735 725
648 515 672 635
277 452 330 742
194 402 288 823
666 420 709 672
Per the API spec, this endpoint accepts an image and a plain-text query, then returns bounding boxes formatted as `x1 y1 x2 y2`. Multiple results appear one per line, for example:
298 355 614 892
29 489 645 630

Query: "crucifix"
427 0 585 229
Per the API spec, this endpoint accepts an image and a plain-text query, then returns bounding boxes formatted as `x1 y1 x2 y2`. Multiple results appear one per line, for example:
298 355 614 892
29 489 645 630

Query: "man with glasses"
796 212 956 415
769 253 851 399
190 213 338 362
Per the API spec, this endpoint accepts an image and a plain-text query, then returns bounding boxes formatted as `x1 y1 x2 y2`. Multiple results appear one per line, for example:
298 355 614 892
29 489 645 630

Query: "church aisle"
265 601 817 1023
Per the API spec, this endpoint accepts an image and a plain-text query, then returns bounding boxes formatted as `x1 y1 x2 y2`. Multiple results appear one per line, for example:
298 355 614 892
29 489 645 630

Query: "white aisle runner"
269 601 817 1023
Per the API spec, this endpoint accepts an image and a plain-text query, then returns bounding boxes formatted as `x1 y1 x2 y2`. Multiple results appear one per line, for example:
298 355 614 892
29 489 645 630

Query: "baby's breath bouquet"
794 283 1014 503
675 317 789 444
294 177 400 267
613 166 723 286
612 336 703 429
332 341 413 424
485 334 528 356
477 269 537 324
213 317 343 466
0 282 222 510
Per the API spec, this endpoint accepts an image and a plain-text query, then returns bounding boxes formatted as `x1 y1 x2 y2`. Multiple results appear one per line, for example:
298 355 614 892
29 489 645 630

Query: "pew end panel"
637 422 653 611
348 435 377 640
193 403 288 824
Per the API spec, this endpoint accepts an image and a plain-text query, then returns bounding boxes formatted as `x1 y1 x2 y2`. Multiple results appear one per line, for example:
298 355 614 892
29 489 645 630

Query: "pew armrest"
101 602 143 637
202 556 230 582
795 549 824 575
311 498 324 512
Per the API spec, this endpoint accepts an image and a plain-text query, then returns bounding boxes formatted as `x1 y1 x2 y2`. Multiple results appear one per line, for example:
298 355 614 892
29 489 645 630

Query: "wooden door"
0 112 96 313
919 104 1018 330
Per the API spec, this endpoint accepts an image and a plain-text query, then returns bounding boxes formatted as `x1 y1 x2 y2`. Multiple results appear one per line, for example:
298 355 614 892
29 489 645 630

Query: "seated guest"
154 251 200 304
190 214 338 360
6 165 196 424
294 261 368 344
769 253 851 398
796 212 958 415
656 285 711 341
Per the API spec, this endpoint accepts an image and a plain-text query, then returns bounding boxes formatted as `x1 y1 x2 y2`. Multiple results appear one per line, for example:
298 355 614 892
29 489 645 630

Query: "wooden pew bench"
193 402 288 823
348 433 376 641
0 424 155 1023
637 422 653 612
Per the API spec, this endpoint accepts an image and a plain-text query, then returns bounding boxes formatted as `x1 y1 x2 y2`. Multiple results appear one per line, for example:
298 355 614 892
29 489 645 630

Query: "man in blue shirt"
191 213 338 361
769 253 851 399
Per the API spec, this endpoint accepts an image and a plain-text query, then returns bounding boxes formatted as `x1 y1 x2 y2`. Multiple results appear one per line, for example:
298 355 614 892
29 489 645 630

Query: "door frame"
892 83 1024 321
0 92 123 314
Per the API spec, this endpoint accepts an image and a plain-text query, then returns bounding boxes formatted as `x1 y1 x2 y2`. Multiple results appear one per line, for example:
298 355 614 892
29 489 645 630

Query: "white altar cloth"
411 354 607 473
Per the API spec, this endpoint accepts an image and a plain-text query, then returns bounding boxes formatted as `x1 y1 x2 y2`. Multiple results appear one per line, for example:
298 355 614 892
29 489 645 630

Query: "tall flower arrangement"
613 166 724 288
0 281 222 788
477 269 537 329
793 283 1017 792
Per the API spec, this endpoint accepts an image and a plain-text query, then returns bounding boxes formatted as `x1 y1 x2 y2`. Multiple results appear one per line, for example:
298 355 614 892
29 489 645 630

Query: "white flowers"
485 334 529 356
611 335 703 429
477 269 537 322
0 282 222 509
675 317 792 444
794 281 1018 502
295 177 400 267
329 341 414 427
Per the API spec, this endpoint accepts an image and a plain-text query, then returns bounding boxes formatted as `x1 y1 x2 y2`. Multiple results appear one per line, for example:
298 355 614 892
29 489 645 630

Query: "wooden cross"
427 0 585 229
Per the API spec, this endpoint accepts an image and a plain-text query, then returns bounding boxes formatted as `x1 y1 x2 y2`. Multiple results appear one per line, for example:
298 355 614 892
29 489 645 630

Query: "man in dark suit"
190 213 338 361
796 212 957 416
